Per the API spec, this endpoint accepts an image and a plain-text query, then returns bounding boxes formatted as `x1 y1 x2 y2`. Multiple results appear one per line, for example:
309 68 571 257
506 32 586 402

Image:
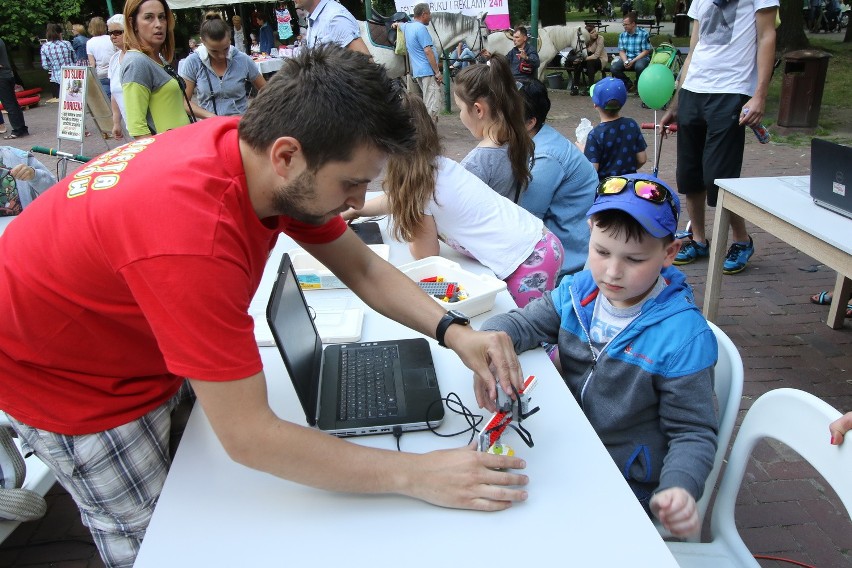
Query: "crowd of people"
1 1 850 567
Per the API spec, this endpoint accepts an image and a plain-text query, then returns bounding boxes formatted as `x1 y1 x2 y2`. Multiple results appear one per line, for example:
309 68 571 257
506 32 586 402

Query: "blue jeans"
99 76 111 100
610 55 650 85
450 48 476 69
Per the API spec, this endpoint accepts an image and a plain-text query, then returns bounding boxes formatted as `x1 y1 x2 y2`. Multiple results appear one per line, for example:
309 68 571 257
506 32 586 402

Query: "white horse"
484 25 589 82
360 12 488 79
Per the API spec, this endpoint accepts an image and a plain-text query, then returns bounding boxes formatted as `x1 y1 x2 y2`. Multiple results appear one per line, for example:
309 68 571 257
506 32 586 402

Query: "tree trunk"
776 0 810 53
541 1 568 25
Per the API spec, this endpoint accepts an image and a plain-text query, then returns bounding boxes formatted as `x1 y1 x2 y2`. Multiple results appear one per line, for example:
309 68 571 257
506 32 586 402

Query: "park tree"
775 0 810 52
0 0 82 48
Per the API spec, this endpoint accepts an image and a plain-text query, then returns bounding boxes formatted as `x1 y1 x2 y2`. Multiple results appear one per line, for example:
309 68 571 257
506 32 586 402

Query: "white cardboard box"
290 245 390 290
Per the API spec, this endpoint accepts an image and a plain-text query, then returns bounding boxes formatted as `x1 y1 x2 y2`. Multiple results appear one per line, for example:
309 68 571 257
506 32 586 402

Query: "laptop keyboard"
339 345 400 421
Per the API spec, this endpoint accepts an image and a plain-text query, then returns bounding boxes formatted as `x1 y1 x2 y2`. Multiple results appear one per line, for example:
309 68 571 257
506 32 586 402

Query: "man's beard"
270 169 347 225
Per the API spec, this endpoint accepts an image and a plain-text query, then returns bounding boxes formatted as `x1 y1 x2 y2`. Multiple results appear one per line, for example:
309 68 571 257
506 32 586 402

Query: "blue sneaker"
722 236 755 275
674 238 710 265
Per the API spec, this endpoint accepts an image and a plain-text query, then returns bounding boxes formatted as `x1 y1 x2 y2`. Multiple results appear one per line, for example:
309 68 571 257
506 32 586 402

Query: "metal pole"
106 0 115 17
365 0 373 21
443 56 451 114
530 0 540 40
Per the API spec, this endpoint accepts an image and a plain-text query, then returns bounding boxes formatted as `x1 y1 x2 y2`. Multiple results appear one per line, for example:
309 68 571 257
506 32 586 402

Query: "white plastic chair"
655 321 744 541
667 388 851 567
0 416 56 545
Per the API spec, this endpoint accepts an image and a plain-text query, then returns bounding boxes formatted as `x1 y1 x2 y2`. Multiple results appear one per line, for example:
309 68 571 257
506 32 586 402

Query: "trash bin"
777 49 832 130
674 14 690 37
546 72 565 90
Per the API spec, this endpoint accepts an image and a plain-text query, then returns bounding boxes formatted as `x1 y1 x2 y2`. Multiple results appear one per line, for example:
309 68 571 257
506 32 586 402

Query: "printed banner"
394 0 511 31
56 66 88 142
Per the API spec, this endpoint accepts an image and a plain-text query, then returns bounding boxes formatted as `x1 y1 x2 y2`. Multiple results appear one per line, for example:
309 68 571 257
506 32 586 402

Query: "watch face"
447 310 469 322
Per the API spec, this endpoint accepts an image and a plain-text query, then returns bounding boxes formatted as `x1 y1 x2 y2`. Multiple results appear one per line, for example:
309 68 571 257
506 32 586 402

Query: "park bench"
636 18 663 36
583 19 610 33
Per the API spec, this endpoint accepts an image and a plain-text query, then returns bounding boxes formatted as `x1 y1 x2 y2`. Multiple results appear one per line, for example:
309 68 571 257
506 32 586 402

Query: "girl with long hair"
345 92 563 308
121 0 190 138
453 53 533 203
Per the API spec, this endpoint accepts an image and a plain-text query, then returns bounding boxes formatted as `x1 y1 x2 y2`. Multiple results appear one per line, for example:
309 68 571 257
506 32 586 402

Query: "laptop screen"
267 254 323 424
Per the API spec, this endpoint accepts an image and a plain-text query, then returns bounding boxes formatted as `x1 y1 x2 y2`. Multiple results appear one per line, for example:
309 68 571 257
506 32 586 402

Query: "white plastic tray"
396 256 507 317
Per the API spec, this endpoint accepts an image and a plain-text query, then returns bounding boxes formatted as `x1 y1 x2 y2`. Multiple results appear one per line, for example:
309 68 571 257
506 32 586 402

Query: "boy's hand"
650 487 700 537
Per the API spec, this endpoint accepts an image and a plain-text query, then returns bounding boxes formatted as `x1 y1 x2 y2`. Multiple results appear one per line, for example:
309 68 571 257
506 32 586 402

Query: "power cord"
392 392 483 451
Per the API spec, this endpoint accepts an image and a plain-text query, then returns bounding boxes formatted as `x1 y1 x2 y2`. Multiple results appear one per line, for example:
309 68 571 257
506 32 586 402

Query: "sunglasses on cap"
597 176 678 221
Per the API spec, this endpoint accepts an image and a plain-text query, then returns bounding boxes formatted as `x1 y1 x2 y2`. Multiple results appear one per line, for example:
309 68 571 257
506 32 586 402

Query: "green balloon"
638 63 676 110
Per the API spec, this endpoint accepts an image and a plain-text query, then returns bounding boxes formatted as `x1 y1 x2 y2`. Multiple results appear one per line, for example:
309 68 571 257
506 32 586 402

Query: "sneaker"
722 236 755 275
674 238 709 265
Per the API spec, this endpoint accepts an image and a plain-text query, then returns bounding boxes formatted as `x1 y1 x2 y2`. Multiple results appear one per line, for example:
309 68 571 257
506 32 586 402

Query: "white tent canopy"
166 0 276 9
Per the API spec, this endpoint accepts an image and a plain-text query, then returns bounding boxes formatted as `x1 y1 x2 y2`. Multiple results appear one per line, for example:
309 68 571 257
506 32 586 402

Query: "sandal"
810 291 832 305
0 125 6 134
811 292 852 317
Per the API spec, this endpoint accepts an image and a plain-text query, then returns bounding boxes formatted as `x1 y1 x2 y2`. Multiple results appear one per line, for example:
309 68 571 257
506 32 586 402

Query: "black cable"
421 392 483 447
393 425 402 451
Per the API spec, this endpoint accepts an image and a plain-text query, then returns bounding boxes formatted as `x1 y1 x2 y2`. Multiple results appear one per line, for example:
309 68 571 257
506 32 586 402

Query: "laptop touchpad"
403 368 434 389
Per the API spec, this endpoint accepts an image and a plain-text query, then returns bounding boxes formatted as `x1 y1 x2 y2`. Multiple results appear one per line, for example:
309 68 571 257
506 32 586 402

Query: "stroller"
649 43 684 79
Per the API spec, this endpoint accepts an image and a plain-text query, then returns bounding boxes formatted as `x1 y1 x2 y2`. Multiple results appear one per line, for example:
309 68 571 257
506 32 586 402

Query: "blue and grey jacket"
482 266 718 507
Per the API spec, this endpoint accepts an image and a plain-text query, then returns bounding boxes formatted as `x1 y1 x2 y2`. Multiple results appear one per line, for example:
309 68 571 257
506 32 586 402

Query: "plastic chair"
654 321 744 541
667 388 851 567
0 416 56 545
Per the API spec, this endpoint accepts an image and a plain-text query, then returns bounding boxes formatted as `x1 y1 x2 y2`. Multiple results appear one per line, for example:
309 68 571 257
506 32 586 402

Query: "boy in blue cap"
584 77 647 181
481 173 718 537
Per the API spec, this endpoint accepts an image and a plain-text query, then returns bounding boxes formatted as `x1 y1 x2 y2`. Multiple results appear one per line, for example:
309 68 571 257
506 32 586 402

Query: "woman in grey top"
180 13 266 118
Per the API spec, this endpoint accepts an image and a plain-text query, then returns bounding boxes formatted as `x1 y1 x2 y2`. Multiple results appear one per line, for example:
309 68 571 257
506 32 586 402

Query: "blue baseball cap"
590 77 627 110
586 174 681 238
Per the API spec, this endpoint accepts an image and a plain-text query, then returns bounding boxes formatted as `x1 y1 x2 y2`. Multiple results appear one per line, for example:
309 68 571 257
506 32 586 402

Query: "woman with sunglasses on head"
179 13 266 119
107 15 128 139
121 0 190 139
344 92 563 308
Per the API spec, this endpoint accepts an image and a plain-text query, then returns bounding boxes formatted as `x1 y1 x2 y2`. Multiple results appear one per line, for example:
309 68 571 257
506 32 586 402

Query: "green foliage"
1 0 82 48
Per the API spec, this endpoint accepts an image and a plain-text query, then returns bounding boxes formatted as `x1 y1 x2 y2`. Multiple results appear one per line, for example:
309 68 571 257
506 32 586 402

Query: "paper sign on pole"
56 66 88 143
394 0 511 31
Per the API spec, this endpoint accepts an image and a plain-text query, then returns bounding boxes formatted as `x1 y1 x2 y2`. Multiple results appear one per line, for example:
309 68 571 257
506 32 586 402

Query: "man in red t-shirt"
0 45 528 568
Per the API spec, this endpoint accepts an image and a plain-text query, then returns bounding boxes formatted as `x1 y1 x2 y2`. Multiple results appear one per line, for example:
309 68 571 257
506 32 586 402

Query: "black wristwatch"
436 310 470 348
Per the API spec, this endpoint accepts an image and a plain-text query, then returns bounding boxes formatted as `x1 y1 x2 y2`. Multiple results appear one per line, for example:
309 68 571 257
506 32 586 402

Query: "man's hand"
659 104 678 130
650 487 700 537
739 96 766 127
434 70 443 82
443 327 523 412
405 443 528 510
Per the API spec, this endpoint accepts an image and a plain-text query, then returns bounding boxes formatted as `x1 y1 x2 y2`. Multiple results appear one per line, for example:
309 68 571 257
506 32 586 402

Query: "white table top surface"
715 175 851 255
134 218 678 568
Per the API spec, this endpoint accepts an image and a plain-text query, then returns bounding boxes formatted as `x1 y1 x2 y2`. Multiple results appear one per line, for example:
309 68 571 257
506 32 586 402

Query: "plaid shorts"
6 381 194 568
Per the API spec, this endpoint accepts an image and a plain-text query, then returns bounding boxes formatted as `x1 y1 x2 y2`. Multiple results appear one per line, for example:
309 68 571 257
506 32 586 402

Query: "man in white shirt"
661 0 777 276
296 0 370 54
